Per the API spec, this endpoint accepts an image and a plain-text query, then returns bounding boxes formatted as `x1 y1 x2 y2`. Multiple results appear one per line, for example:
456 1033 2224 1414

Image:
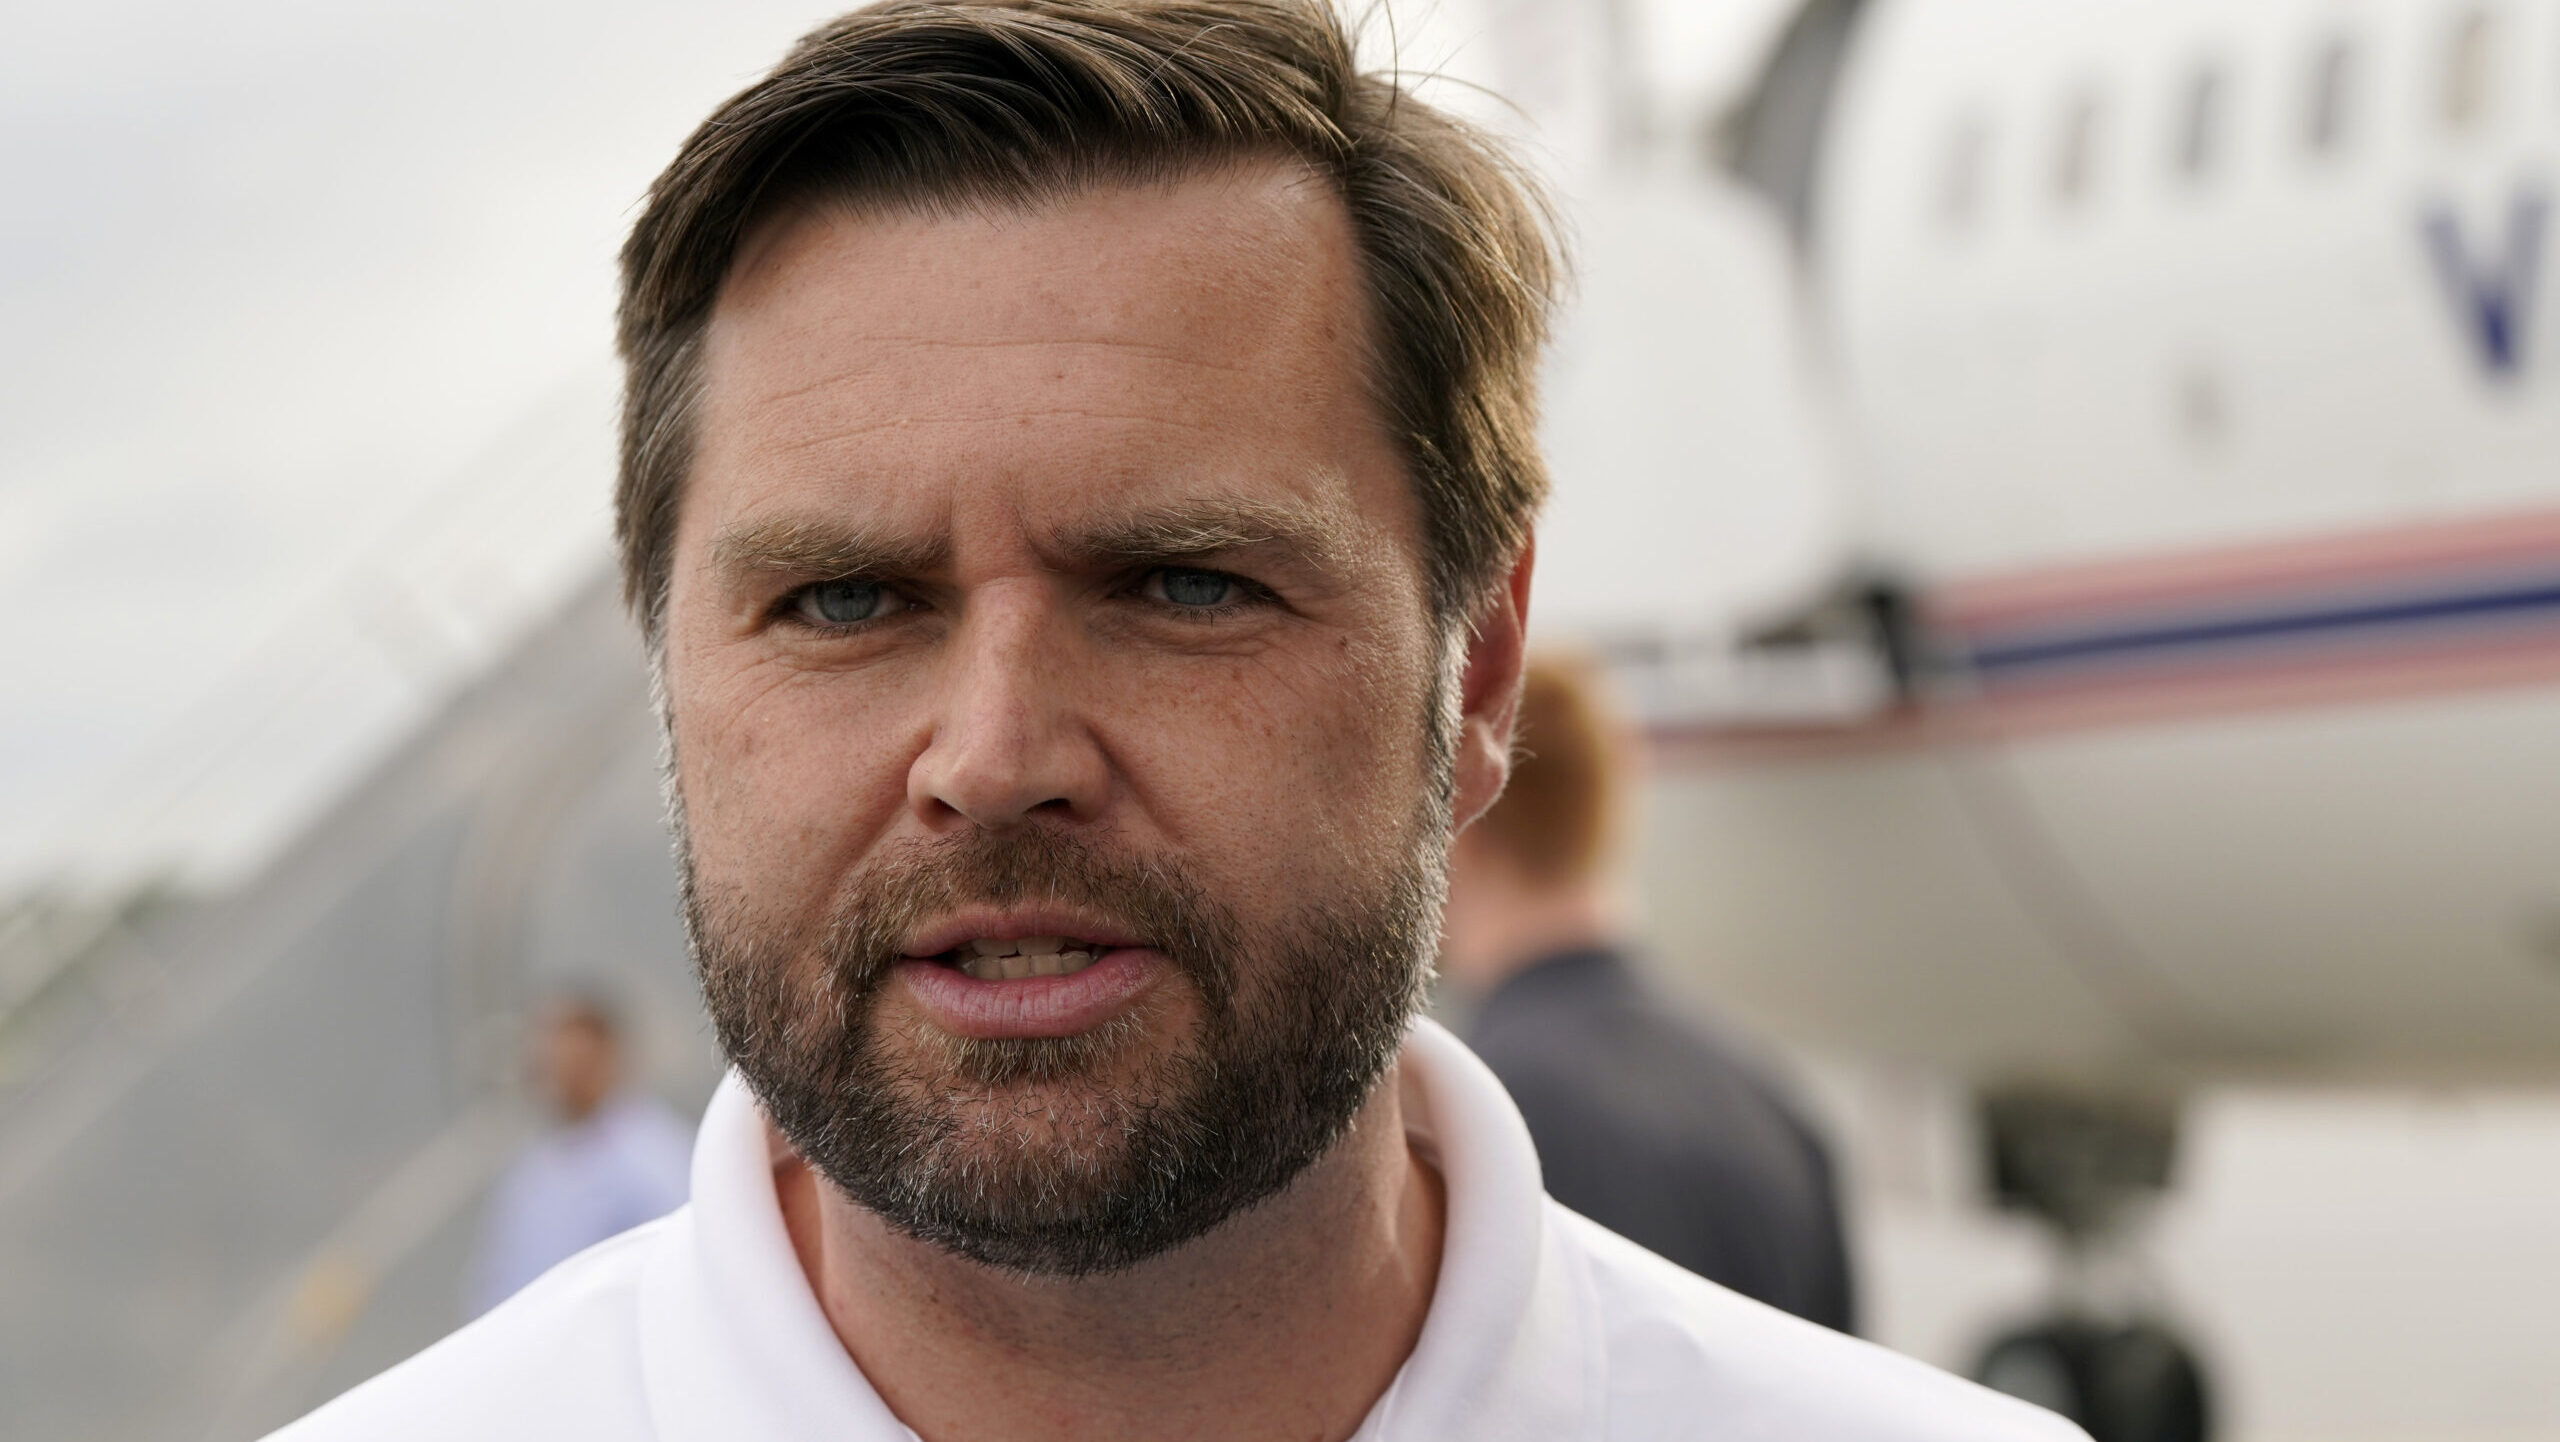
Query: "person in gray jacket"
1442 653 1856 1330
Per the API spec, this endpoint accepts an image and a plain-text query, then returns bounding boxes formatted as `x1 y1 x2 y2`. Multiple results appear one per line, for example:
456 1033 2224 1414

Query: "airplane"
1564 0 2560 1432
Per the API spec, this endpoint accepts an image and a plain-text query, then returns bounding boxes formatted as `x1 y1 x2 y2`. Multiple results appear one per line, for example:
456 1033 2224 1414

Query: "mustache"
815 826 1241 1009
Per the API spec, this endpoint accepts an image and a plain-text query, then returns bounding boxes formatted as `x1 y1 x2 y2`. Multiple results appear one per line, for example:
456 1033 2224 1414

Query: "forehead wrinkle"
763 407 1225 461
859 334 1257 374
732 336 1257 420
710 515 949 579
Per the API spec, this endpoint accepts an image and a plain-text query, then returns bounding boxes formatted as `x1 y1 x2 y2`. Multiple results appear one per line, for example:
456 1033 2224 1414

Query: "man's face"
660 164 1483 1272
533 1011 617 1124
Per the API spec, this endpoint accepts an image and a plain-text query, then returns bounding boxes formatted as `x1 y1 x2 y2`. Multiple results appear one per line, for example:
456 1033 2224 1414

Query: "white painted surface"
1822 0 2560 576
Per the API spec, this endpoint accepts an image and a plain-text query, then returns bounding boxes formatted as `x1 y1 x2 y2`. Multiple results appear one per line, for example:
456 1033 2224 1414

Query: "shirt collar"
1353 1020 1598 1440
638 1018 1596 1442
639 1058 911 1441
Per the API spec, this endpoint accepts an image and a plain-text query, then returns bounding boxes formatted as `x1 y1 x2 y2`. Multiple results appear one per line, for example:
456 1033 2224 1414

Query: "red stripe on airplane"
1930 508 2560 637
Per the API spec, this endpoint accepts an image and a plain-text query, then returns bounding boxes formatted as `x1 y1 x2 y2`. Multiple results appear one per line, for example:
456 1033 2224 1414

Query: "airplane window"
2052 89 2106 205
2304 36 2358 154
2174 64 2229 180
1941 112 1991 231
2440 7 2497 131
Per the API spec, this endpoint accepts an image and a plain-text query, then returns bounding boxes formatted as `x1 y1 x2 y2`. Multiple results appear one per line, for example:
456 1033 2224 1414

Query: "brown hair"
1472 653 1628 887
614 0 1558 643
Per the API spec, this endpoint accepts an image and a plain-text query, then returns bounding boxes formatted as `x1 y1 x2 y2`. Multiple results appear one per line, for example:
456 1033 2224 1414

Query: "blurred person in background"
467 988 690 1315
1441 653 1857 1331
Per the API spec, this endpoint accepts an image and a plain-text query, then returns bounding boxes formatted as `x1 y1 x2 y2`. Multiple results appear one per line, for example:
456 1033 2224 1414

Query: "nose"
908 588 1110 830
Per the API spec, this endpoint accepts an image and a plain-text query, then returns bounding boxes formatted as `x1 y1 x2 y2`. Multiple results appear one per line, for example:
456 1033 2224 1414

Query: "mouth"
931 936 1113 983
893 923 1163 1040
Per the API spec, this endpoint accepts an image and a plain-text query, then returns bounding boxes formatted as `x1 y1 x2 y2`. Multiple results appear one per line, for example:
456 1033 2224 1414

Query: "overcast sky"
0 0 1810 889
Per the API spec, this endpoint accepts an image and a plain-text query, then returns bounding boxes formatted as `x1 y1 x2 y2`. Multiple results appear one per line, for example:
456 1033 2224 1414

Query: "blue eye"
1155 568 1236 607
801 580 888 625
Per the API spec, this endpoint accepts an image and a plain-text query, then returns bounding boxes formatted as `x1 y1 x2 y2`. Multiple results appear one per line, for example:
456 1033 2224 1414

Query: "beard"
677 727 1455 1276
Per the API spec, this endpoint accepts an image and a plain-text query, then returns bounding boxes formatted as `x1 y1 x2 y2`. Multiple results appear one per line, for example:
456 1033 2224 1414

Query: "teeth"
957 948 1099 982
963 935 1066 959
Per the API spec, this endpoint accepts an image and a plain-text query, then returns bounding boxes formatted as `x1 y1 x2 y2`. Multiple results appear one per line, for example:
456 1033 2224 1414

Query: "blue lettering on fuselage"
2422 188 2547 380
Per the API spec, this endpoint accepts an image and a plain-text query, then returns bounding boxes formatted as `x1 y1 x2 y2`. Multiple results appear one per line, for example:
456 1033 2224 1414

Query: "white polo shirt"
272 1021 2086 1441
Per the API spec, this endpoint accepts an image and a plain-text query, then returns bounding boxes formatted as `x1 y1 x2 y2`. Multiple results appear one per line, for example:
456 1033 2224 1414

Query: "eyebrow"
709 516 949 582
706 495 1363 590
1053 497 1360 576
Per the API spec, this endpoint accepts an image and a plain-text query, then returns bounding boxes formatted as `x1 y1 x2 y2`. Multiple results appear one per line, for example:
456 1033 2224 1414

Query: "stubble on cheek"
666 670 902 959
1262 623 1451 891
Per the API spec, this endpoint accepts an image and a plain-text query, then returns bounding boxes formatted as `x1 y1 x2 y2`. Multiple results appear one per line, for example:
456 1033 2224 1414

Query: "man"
1441 654 1857 1331
466 990 691 1315
274 2 2081 1437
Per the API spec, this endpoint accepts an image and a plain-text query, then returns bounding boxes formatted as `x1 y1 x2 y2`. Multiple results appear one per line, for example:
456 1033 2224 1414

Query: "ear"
1448 537 1535 833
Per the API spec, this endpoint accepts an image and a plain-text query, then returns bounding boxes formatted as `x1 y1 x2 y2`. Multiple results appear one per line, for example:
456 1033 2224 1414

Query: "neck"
773 1059 1445 1442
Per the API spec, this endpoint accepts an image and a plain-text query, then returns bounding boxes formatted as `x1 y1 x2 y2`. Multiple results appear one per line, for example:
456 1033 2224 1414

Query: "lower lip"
890 949 1161 1040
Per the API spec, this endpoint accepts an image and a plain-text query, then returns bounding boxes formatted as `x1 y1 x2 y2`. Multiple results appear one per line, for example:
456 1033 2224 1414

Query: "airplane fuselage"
1646 0 2560 1090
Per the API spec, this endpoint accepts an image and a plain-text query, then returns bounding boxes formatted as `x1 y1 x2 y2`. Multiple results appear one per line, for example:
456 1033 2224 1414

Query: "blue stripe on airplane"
1964 576 2560 676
